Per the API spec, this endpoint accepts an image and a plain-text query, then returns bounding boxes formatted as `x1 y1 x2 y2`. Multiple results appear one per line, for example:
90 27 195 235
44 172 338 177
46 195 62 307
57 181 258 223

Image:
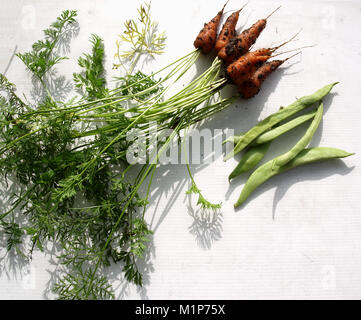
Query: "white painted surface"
0 0 360 299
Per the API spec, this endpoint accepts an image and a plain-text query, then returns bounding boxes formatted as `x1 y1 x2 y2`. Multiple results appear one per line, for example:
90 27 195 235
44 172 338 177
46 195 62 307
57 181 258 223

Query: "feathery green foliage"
73 34 108 100
16 10 77 81
0 4 233 300
114 2 166 73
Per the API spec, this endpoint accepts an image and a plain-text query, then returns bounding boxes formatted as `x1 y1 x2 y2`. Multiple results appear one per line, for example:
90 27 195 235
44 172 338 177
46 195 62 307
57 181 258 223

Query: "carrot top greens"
114 2 166 75
0 4 234 299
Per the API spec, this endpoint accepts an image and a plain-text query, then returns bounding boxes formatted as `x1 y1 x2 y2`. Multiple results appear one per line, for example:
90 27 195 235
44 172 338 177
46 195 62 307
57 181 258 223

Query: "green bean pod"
229 142 271 182
272 102 323 169
234 147 354 208
252 110 316 145
224 82 338 161
222 134 243 145
225 110 317 146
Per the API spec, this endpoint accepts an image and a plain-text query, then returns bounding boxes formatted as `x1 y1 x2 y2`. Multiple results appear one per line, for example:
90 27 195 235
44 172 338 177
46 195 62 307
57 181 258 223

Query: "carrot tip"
284 51 301 61
265 5 282 20
271 29 305 52
227 1 248 14
222 0 230 11
271 44 314 58
240 1 249 11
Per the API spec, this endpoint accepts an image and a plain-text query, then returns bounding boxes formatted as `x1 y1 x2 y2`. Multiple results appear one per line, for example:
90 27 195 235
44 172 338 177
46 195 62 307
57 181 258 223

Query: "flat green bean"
224 111 316 146
253 110 316 145
272 102 323 169
222 134 243 145
229 142 271 182
224 82 338 161
234 147 354 208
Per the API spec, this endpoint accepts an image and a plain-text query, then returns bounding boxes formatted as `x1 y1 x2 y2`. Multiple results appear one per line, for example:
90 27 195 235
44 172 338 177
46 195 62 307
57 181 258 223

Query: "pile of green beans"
224 82 338 161
223 83 354 208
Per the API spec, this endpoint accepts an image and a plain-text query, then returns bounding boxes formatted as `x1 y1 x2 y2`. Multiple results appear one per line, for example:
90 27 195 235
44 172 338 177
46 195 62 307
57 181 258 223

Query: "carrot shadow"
192 55 298 144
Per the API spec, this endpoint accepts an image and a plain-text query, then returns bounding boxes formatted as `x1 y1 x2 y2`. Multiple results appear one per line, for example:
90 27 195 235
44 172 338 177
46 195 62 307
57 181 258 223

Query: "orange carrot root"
269 29 303 53
238 52 300 99
218 6 282 65
193 2 228 54
226 50 272 85
215 3 248 53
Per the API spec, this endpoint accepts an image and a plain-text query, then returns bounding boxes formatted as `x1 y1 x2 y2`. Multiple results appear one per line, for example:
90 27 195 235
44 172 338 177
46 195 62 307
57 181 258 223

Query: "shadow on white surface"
270 160 355 219
0 175 32 281
0 238 30 281
230 159 354 218
29 21 80 104
2 45 18 76
187 202 223 250
99 236 157 300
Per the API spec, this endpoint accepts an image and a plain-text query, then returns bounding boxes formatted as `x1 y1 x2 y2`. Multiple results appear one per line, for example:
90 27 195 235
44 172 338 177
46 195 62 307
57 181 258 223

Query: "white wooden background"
0 0 360 299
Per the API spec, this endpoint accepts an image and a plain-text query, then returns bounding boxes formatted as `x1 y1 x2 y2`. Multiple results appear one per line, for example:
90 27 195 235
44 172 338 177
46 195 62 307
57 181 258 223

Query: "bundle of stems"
0 7 236 299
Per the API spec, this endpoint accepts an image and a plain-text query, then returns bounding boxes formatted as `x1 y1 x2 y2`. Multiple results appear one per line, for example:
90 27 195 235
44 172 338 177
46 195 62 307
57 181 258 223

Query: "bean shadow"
232 159 354 219
270 161 354 219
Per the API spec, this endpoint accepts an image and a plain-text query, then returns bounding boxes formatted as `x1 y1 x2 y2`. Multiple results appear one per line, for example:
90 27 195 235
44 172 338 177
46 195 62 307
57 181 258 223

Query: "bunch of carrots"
194 2 301 99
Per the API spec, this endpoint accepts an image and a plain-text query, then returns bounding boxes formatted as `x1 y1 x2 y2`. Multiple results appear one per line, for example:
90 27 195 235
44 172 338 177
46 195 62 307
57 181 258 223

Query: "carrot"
193 1 228 54
238 52 300 99
214 3 247 53
225 50 272 86
214 10 240 53
225 32 305 86
218 6 281 65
